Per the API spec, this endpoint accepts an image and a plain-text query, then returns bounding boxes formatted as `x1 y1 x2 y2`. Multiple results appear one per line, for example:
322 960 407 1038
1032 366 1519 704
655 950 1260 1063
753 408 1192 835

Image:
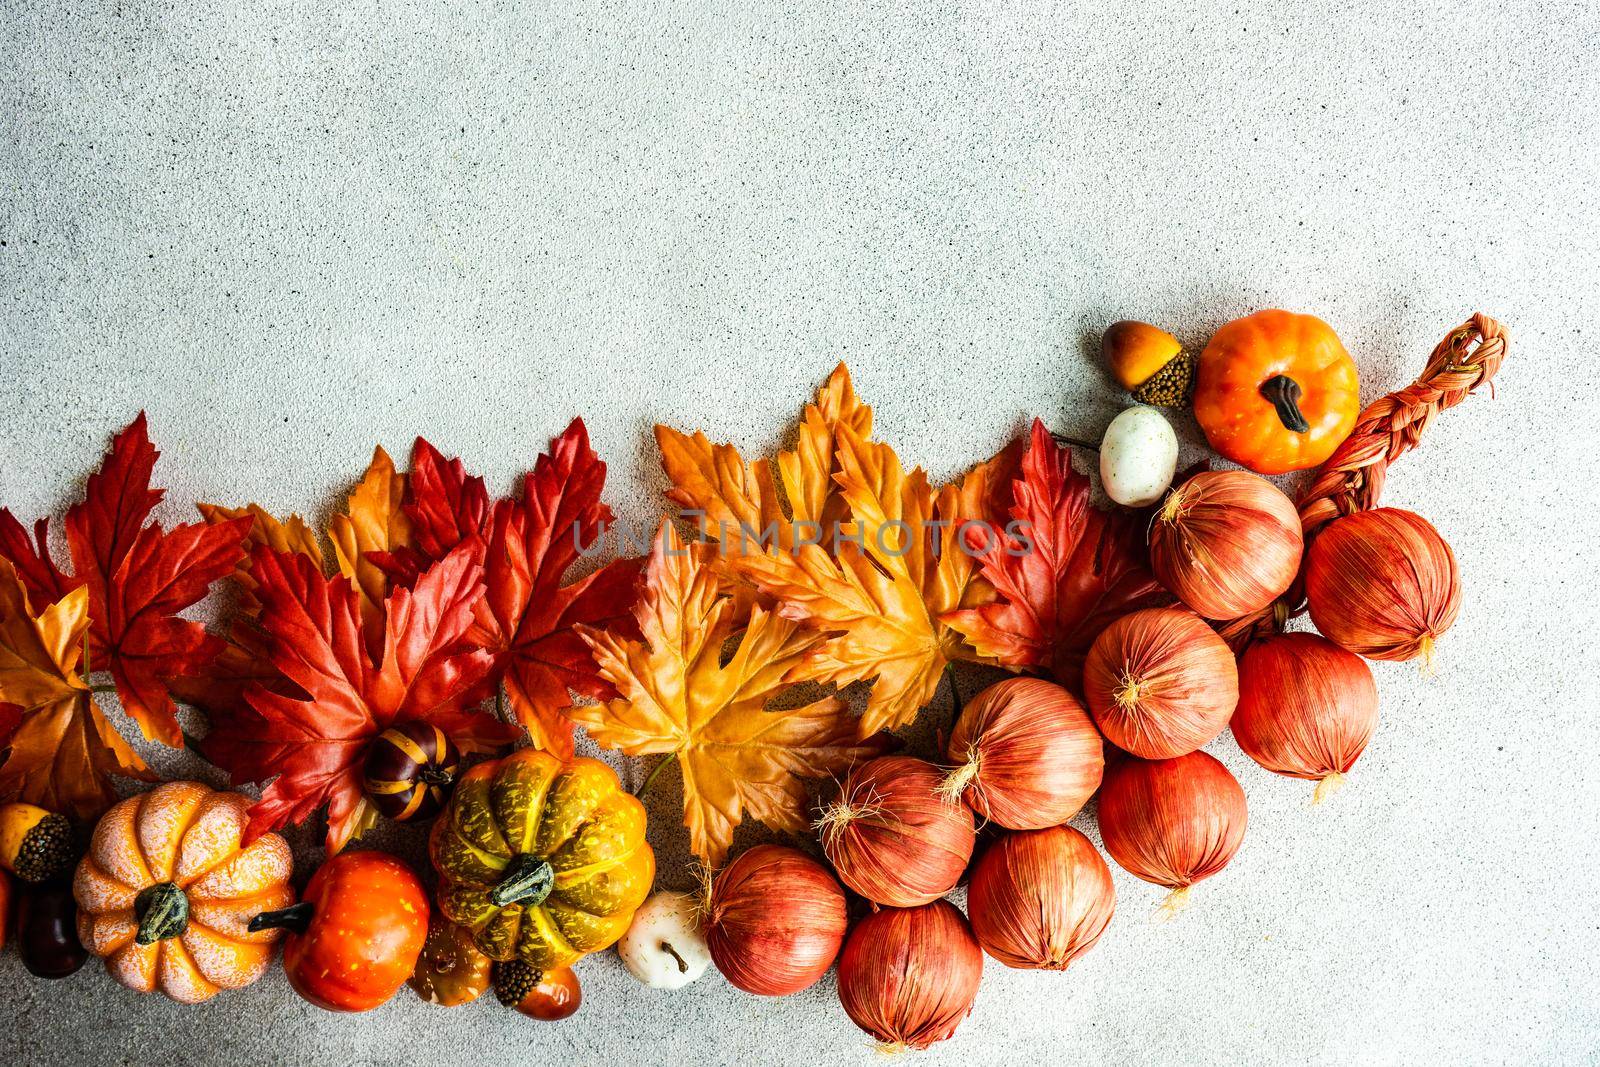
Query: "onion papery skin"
836 900 984 1052
1305 507 1461 662
1097 751 1247 892
1149 470 1303 619
943 678 1104 830
705 845 848 997
819 756 976 908
1083 607 1239 759
967 826 1115 970
1233 633 1379 794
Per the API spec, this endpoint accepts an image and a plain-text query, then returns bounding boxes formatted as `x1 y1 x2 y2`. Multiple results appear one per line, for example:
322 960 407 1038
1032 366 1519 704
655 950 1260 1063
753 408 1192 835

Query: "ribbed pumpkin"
73 782 295 1004
431 749 654 970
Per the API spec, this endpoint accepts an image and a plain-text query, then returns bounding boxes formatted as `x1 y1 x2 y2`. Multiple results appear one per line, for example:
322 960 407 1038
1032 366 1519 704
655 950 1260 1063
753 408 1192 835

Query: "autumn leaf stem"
946 663 964 731
1050 430 1099 452
636 754 677 799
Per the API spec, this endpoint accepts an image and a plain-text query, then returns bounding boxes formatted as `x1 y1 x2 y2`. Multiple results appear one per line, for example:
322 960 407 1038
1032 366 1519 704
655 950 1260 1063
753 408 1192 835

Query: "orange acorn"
1102 320 1195 407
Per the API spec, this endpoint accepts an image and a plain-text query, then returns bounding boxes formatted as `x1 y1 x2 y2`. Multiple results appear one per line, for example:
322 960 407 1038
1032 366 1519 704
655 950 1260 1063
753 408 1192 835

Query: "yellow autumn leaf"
572 522 887 865
655 362 870 556
0 557 151 819
739 425 1016 737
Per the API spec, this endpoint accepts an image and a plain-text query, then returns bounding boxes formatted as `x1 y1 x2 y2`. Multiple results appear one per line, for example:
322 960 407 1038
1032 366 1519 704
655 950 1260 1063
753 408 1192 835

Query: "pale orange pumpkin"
73 781 296 1003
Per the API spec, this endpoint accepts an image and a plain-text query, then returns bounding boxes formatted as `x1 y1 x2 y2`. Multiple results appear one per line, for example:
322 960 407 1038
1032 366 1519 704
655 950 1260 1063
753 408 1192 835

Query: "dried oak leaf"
0 558 153 820
0 414 250 747
572 523 887 865
943 419 1171 684
201 539 511 852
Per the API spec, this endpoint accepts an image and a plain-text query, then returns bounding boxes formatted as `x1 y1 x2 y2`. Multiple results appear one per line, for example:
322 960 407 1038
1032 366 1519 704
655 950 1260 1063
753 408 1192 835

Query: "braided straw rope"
1218 312 1509 648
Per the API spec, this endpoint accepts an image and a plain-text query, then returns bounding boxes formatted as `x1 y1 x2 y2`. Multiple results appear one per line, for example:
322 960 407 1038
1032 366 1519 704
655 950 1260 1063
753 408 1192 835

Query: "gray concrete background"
3 1 1598 1064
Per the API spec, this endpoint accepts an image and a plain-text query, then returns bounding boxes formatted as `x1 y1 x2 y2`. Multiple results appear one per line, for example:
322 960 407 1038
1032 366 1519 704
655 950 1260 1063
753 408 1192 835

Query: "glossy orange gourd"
409 909 494 1007
253 849 429 1012
73 782 296 1004
1193 310 1360 474
431 749 654 971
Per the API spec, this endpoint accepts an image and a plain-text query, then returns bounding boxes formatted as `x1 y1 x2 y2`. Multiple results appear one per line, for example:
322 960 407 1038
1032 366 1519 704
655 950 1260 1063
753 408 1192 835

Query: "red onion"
704 845 847 996
836 900 983 1051
940 678 1103 830
818 756 975 908
967 825 1114 970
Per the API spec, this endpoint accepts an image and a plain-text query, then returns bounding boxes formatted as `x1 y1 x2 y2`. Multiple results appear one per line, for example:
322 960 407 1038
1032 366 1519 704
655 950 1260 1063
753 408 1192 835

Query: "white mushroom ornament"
617 890 712 990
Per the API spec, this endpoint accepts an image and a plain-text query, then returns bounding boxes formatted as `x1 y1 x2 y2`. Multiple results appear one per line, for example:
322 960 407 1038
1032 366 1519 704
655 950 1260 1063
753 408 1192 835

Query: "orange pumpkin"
73 782 295 1003
254 849 430 1012
1193 310 1360 474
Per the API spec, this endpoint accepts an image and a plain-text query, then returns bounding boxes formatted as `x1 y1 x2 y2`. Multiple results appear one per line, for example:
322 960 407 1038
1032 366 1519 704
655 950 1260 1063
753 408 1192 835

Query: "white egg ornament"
1099 405 1179 507
618 890 712 990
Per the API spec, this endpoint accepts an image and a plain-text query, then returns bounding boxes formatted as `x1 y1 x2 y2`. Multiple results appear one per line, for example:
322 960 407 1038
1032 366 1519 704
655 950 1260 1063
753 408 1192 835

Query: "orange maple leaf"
655 362 871 558
572 523 888 865
0 558 153 819
736 426 1016 736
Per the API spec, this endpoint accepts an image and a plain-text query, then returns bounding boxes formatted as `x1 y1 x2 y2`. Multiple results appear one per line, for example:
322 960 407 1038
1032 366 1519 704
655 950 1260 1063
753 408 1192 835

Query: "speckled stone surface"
2 3 1597 1065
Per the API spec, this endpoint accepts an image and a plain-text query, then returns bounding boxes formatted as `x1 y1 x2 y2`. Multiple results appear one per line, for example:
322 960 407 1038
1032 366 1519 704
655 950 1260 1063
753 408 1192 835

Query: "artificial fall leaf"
328 446 414 646
460 420 643 758
573 523 887 865
190 446 414 716
0 414 250 747
655 362 871 557
0 558 152 819
736 425 1017 738
196 502 324 612
943 419 1172 683
364 422 643 758
0 511 74 609
202 540 511 852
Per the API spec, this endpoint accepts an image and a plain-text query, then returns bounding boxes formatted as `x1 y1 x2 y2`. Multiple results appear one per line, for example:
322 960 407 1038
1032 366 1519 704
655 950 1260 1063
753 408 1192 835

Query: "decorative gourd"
250 850 429 1012
363 721 461 823
73 782 295 1003
409 909 494 1007
430 749 654 971
1193 310 1360 474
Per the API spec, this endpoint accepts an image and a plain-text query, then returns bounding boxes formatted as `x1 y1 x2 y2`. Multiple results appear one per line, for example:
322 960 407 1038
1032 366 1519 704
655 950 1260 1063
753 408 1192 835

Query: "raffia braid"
1218 312 1508 649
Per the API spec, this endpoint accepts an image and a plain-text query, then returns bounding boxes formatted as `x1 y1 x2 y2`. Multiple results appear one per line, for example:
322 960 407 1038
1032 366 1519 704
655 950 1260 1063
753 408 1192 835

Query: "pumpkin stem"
419 765 453 787
489 854 556 909
134 882 190 945
1259 375 1311 433
248 901 315 935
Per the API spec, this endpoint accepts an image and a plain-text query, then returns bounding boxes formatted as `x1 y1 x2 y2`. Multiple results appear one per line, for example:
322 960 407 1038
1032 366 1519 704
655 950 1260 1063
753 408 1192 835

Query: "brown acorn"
493 960 582 1021
1102 320 1195 407
362 721 460 822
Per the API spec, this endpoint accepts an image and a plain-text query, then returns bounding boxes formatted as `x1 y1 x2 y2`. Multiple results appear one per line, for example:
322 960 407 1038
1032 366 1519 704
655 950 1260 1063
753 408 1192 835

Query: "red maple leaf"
0 414 249 746
373 421 642 757
943 419 1171 684
202 539 511 851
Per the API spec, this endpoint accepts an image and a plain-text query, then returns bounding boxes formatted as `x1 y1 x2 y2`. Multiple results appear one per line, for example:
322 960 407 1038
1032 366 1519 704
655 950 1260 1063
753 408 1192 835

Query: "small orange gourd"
1193 310 1360 474
73 781 295 1004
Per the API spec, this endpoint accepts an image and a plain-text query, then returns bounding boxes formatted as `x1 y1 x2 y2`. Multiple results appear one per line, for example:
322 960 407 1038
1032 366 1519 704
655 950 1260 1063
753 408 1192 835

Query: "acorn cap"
493 961 541 1007
1102 320 1186 395
1132 349 1197 408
